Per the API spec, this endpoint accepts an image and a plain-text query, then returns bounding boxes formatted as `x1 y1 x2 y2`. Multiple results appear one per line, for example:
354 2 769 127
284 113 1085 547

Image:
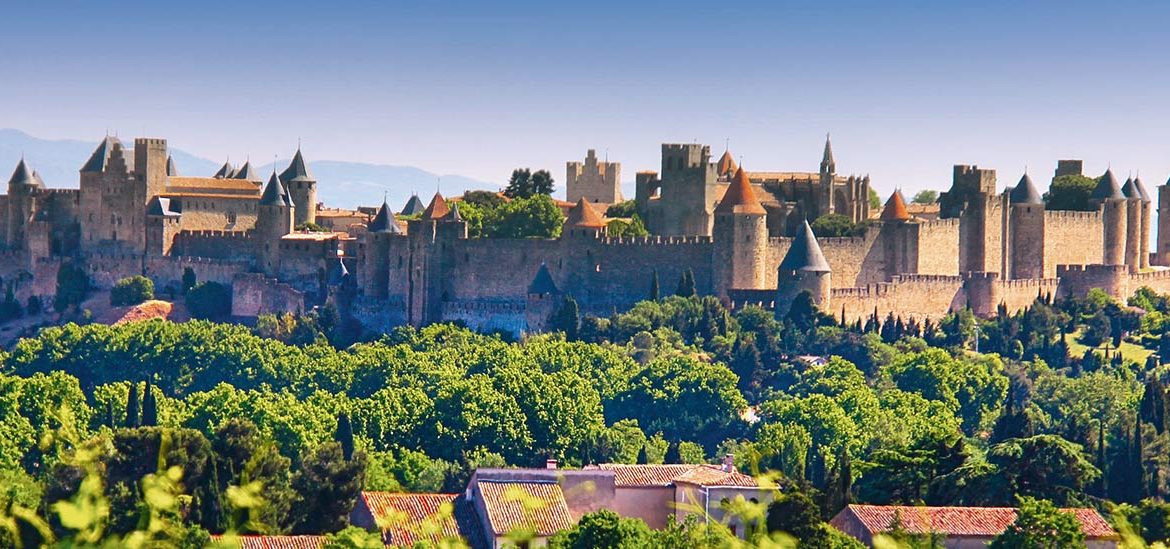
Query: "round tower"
280 148 317 227
1091 169 1127 266
1135 177 1152 269
776 220 831 317
713 167 768 297
364 198 402 299
525 262 561 333
1122 177 1142 272
1007 173 1046 279
257 171 294 273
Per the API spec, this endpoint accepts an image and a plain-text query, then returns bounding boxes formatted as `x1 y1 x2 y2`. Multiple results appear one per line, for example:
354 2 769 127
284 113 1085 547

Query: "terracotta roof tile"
880 190 911 221
477 481 574 537
565 197 607 228
359 492 485 547
833 505 1117 539
209 535 326 549
597 464 759 487
422 192 451 219
716 150 738 178
167 176 261 193
671 466 759 487
715 167 767 215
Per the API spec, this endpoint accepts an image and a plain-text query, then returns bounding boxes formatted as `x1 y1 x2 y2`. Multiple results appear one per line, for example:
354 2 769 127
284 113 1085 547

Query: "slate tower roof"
1009 173 1043 205
779 220 831 272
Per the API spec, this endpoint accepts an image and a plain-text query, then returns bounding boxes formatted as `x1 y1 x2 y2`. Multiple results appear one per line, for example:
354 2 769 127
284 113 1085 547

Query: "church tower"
776 220 831 317
819 134 836 217
713 167 768 297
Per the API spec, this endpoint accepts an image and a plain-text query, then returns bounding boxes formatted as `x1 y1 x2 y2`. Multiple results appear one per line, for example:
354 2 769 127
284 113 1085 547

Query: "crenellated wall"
1044 210 1104 277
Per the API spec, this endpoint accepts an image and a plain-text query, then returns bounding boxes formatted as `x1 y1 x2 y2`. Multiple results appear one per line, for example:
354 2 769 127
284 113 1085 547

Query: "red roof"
716 150 739 178
714 167 766 215
880 190 911 221
358 491 484 547
564 197 607 228
421 192 451 219
832 505 1117 539
209 535 325 549
476 480 574 537
597 464 759 488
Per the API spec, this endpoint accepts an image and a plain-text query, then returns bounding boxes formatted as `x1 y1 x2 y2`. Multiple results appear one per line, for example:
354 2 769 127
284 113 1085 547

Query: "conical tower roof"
780 220 831 272
1122 177 1140 199
368 199 402 233
565 197 607 228
820 134 835 173
1092 169 1125 201
445 202 464 222
400 194 426 216
213 161 235 179
81 136 121 173
327 258 350 285
421 192 450 219
879 190 911 221
280 148 315 183
528 263 560 295
716 150 738 178
1009 173 1043 205
233 161 261 182
8 159 39 188
166 155 178 176
715 167 766 215
259 172 285 206
1134 176 1152 202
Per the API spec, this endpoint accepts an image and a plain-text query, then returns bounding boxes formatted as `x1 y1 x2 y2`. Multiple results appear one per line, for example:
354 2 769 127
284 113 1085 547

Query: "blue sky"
4 0 1170 196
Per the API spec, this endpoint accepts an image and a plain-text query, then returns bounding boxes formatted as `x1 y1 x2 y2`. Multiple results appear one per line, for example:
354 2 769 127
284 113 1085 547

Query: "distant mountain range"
0 129 495 210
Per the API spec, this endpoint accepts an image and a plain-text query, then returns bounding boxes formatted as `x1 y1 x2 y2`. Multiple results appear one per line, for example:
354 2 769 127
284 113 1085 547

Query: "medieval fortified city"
10 2 1170 548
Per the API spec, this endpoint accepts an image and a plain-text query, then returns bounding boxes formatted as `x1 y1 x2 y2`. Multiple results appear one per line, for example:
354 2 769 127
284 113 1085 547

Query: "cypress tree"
664 442 681 464
335 412 355 461
1141 379 1167 434
104 401 115 429
1095 421 1107 498
836 446 852 508
650 270 660 301
636 444 649 465
141 378 158 427
125 381 140 428
548 295 581 341
676 269 696 298
1133 417 1145 501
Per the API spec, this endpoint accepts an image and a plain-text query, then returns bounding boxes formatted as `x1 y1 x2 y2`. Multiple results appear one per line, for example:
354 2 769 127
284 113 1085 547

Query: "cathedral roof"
166 155 178 176
879 190 911 221
779 220 831 273
1134 176 1152 202
1009 173 1043 205
81 136 122 173
368 199 402 233
280 148 315 183
528 263 559 295
213 161 235 179
716 150 738 178
233 161 261 182
8 159 42 188
401 194 426 216
421 192 451 219
565 197 608 228
1092 169 1125 201
259 172 286 206
714 167 766 215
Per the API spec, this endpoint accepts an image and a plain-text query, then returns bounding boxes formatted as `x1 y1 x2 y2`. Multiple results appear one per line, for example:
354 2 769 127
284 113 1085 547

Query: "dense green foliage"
503 168 555 199
810 214 870 237
911 190 938 204
185 281 231 320
110 275 155 306
456 193 564 239
1044 174 1099 211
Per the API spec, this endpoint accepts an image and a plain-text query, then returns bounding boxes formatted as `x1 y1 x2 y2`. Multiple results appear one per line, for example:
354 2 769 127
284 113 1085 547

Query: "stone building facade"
2 134 1169 335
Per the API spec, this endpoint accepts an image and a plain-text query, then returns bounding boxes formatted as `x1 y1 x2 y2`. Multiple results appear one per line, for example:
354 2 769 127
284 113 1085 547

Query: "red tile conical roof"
715 167 766 215
565 197 607 228
421 192 450 219
880 190 911 222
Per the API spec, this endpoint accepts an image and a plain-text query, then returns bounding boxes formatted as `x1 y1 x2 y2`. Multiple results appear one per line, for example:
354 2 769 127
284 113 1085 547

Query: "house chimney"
546 459 558 470
722 454 736 473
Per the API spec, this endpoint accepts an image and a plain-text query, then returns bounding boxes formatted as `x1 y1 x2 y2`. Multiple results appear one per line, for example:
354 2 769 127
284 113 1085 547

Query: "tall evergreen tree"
105 401 115 429
1141 378 1167 434
125 381 140 428
636 444 649 465
1095 421 1107 498
835 446 853 509
675 269 696 298
335 412 355 461
548 295 581 341
664 442 681 465
141 378 158 427
650 270 660 301
1133 417 1146 501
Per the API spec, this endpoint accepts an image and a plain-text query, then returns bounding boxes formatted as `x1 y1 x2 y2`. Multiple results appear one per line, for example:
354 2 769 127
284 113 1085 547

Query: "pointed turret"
166 155 178 176
780 220 831 272
879 190 911 221
1134 176 1152 202
528 262 559 295
1092 169 1125 201
8 159 38 188
1122 177 1140 199
82 136 121 173
421 192 451 219
259 172 285 206
565 197 607 228
445 202 464 222
820 134 835 174
279 148 315 183
1009 173 1043 205
327 258 350 286
715 167 766 215
400 194 426 216
213 161 235 179
233 161 260 182
716 150 738 178
368 199 402 234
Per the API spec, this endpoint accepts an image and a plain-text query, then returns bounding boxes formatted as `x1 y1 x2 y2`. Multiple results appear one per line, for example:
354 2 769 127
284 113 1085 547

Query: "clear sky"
4 0 1170 196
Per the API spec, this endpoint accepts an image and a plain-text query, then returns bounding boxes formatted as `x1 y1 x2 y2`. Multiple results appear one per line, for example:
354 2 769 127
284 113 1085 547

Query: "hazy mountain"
0 129 495 210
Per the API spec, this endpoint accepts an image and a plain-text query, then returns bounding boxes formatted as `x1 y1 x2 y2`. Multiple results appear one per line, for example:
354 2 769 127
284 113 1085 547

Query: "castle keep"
4 134 1170 335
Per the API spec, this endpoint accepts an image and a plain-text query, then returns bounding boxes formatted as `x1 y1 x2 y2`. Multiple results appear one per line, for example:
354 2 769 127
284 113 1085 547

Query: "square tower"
566 149 622 205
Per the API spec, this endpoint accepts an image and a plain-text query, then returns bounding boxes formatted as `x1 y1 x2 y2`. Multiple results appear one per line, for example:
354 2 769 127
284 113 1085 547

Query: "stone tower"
566 149 622 205
776 220 831 317
1006 173 1045 280
1135 176 1152 269
5 159 44 249
1122 177 1143 272
1157 178 1170 266
658 143 716 236
941 165 999 273
281 148 317 227
525 262 561 333
1091 169 1127 266
363 198 403 299
713 167 768 297
877 190 916 279
819 134 836 216
257 171 294 273
407 193 462 326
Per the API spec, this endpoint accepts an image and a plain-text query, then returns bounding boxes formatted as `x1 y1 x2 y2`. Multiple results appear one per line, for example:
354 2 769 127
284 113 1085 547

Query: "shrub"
110 276 154 306
185 281 231 320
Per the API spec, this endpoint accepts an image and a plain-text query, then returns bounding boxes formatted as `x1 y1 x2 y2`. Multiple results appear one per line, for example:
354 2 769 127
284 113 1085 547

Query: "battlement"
961 271 1000 281
177 229 253 239
441 299 526 315
1056 263 1129 275
999 277 1060 289
599 235 712 246
133 138 167 147
919 217 960 228
1045 210 1101 220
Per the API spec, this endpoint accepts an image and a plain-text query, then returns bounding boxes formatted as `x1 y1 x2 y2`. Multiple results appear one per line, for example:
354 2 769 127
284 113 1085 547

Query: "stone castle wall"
441 299 527 335
915 218 961 275
832 274 967 323
231 273 305 317
1044 210 1104 277
171 230 257 260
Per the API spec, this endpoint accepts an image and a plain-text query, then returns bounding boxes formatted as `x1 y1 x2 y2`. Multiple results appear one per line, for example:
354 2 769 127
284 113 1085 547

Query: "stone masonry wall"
1044 211 1105 278
915 218 961 275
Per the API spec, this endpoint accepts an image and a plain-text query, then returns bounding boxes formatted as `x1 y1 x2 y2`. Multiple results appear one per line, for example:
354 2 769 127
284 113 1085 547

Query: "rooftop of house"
208 535 326 549
357 491 486 548
831 504 1118 540
165 176 261 193
476 480 575 538
594 463 759 488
